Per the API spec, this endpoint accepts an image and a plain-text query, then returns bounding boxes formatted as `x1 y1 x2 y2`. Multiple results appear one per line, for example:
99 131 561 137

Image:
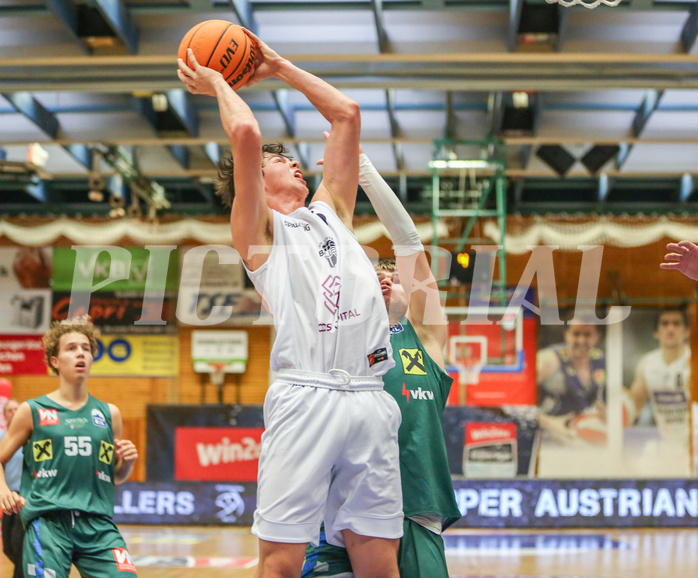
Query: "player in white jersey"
178 32 402 578
628 309 691 442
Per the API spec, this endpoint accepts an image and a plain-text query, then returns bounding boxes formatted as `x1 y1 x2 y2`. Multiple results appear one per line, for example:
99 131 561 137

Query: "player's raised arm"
660 241 698 281
245 31 361 226
178 50 270 271
357 152 447 356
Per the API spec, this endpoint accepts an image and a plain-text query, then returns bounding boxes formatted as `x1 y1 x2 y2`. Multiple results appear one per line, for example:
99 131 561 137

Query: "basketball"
178 20 256 90
571 410 607 445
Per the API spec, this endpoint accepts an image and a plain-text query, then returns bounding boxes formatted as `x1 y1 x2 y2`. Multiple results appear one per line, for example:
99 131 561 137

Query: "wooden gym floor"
0 525 695 577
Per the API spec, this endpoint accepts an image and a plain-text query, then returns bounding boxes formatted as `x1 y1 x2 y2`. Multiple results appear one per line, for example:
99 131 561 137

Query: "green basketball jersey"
20 394 116 526
383 319 461 530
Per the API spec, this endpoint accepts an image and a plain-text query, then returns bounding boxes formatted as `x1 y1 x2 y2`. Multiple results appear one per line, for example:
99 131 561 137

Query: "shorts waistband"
275 369 384 391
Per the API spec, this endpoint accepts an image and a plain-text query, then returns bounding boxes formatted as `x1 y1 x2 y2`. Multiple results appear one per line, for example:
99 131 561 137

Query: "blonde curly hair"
43 316 100 375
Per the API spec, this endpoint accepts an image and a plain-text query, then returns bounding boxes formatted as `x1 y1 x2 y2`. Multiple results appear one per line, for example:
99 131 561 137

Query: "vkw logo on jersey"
92 409 107 428
100 441 114 465
38 409 59 426
33 439 53 462
214 484 246 523
112 548 137 573
400 348 427 375
318 238 337 268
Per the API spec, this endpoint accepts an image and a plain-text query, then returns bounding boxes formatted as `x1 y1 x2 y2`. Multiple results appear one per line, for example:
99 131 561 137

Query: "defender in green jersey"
303 152 461 577
0 317 139 577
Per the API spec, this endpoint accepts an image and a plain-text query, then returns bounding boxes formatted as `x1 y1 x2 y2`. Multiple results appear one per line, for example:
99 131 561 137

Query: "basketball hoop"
546 0 621 7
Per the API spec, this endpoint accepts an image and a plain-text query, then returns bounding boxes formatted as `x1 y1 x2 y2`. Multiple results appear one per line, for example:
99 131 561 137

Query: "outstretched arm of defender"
178 50 271 270
661 241 698 281
358 153 447 354
0 403 32 514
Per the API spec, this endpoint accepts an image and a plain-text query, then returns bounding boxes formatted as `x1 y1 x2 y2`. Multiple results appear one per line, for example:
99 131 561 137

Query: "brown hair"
43 316 100 375
215 142 291 207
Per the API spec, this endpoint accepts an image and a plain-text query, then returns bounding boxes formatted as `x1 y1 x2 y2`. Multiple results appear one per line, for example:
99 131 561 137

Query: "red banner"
0 336 47 375
463 422 518 478
174 427 263 482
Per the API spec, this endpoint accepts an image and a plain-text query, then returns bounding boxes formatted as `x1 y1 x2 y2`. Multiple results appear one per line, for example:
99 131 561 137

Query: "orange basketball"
178 20 256 90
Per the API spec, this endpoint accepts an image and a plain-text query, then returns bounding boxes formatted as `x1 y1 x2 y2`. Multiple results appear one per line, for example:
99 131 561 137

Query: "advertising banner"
146 405 266 481
174 427 263 482
177 246 269 327
52 292 175 335
112 479 698 528
52 246 178 293
113 481 256 526
463 422 518 479
0 336 47 375
91 335 179 377
443 405 537 478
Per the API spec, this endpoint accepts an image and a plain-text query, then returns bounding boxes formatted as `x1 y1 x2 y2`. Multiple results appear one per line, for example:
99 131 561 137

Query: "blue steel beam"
166 89 200 137
616 90 664 170
370 0 389 54
230 0 257 34
44 0 89 52
385 89 405 177
681 2 698 53
507 0 524 52
94 0 139 54
4 93 59 139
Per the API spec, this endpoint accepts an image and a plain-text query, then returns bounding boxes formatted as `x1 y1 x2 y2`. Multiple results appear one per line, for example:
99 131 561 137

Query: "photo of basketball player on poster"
536 313 607 447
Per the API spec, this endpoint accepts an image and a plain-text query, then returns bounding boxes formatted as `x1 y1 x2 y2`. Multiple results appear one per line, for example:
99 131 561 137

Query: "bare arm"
536 348 560 385
244 31 361 226
0 402 32 514
109 404 138 485
628 355 650 417
178 51 271 271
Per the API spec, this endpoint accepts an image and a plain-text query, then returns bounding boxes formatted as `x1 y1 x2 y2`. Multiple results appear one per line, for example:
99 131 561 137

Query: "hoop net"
546 0 621 7
208 362 226 386
459 358 482 387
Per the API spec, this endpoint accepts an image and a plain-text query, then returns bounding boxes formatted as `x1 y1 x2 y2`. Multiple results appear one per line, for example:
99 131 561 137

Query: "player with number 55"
0 316 139 577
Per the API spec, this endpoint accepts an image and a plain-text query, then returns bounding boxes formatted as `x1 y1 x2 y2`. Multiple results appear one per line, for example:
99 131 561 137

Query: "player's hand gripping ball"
178 20 256 90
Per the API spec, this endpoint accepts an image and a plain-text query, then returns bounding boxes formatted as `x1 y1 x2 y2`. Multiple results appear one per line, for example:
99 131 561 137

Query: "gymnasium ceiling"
1 0 697 218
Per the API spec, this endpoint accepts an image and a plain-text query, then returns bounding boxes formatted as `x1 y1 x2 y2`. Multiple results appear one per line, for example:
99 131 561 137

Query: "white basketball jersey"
642 347 690 441
244 201 394 378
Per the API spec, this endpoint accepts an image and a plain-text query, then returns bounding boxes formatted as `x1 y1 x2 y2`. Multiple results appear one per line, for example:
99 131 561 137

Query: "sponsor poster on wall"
0 247 53 335
178 246 269 327
91 335 179 377
51 247 178 333
52 291 176 335
0 335 47 375
536 308 691 479
174 426 263 482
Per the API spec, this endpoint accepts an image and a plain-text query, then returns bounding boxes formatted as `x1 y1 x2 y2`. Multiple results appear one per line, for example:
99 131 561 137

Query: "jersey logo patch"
318 237 337 268
400 348 427 375
92 409 107 428
33 439 53 462
112 548 137 573
38 409 59 426
100 441 114 465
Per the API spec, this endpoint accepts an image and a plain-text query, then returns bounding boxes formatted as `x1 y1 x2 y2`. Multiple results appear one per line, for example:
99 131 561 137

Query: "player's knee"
257 541 307 578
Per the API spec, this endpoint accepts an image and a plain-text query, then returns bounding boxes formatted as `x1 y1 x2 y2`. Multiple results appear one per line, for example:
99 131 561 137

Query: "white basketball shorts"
251 372 403 547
